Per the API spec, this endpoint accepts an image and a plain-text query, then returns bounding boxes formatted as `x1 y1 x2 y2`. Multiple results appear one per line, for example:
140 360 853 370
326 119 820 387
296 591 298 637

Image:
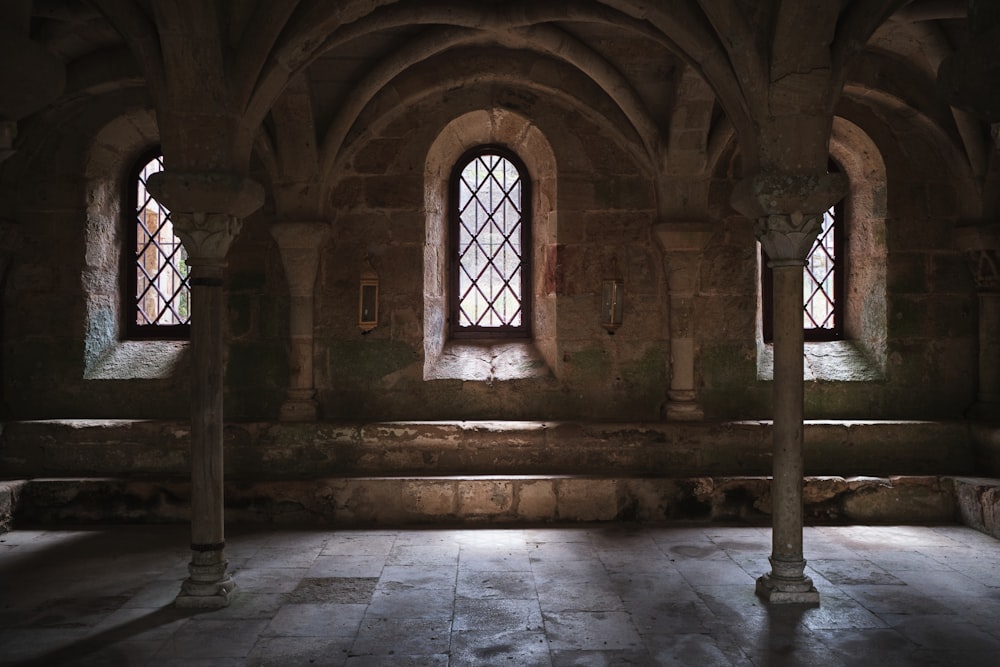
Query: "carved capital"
146 170 264 220
755 212 823 264
652 220 714 252
271 221 330 296
172 212 242 264
730 170 847 221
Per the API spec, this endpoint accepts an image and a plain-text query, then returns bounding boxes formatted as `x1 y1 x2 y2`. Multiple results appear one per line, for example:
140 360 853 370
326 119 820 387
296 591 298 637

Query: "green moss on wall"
325 339 420 383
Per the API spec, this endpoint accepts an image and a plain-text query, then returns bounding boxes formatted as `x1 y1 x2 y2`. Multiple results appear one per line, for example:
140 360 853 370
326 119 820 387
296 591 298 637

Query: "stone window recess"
450 147 531 339
127 150 190 339
423 109 557 382
83 113 189 381
757 127 888 383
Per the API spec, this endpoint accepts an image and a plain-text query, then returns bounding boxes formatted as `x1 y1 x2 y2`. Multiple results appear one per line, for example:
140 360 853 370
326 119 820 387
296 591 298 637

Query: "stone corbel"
271 221 331 422
653 221 714 420
956 223 1000 292
956 222 1000 420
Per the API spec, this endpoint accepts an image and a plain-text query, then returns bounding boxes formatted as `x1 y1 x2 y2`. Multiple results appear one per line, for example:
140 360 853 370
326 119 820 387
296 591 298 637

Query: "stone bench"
4 475 996 534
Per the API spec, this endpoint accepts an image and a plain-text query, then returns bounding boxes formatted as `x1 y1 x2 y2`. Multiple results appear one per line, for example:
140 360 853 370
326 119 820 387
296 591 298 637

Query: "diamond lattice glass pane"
803 206 836 330
135 154 190 326
456 153 524 328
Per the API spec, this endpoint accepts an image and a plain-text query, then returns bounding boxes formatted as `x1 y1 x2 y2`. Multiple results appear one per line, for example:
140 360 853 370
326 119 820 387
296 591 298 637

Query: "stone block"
556 479 618 521
403 480 456 517
458 480 513 516
515 480 557 521
802 476 848 504
841 476 953 523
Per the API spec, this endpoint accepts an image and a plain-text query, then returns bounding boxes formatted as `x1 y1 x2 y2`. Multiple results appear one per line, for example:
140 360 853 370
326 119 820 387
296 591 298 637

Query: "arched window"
449 146 531 339
125 149 190 338
762 168 845 343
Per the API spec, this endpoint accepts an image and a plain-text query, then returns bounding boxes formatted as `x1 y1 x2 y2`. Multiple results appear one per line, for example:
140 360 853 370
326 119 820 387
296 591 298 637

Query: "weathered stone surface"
0 419 977 481
948 477 1000 539
841 476 954 523
3 474 996 529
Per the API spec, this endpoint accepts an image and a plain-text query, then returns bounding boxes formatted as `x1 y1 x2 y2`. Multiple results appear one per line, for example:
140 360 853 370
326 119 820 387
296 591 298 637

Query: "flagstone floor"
1 522 998 665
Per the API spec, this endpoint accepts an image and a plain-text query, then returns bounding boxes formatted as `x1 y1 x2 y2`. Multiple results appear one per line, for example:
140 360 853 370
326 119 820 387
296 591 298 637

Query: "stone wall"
0 44 981 424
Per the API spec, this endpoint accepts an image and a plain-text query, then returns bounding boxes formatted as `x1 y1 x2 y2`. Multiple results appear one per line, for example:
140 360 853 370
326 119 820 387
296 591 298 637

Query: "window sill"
424 340 551 381
84 340 189 380
757 339 883 382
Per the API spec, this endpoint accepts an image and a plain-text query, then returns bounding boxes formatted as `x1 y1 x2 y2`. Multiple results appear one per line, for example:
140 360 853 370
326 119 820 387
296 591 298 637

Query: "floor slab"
1 523 998 665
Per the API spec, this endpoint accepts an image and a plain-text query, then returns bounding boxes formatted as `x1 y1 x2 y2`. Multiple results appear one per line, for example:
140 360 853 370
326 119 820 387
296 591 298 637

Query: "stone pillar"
754 212 822 605
732 170 846 606
653 221 714 420
271 221 330 421
146 171 263 608
957 223 1000 421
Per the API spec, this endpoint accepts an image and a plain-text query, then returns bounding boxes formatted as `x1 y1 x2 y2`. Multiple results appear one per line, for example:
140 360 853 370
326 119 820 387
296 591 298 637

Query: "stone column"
956 223 1000 421
754 212 823 605
271 222 330 421
732 170 845 605
653 221 714 420
147 171 263 608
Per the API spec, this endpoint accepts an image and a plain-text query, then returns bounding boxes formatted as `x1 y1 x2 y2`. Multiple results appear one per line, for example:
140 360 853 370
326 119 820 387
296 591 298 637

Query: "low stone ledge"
0 480 27 532
5 475 975 528
0 419 976 479
947 476 1000 539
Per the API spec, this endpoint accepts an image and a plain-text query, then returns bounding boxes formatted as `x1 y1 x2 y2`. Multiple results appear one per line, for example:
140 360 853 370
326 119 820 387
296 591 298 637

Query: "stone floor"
1 523 999 666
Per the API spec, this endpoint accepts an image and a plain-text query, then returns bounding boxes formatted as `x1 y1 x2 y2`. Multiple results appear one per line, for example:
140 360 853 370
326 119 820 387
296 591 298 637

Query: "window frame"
448 145 532 340
123 147 191 340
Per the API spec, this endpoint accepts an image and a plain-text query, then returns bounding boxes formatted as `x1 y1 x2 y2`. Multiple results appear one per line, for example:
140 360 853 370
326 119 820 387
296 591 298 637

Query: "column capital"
652 220 714 252
730 169 847 221
271 221 330 296
731 169 846 264
755 212 823 265
271 221 331 249
146 170 264 220
170 212 243 268
146 170 264 263
956 222 1000 292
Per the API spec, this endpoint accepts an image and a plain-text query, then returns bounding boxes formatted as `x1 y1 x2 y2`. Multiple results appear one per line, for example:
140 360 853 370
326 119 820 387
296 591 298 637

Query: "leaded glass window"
126 150 190 338
803 205 840 334
450 147 531 338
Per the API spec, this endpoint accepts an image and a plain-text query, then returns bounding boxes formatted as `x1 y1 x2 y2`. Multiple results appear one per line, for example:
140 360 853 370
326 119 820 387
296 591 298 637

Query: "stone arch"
423 108 558 380
830 116 889 372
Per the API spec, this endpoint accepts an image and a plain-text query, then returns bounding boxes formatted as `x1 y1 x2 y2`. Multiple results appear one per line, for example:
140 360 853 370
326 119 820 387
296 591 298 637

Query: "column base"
175 549 236 608
665 400 704 421
175 575 236 608
279 397 319 422
755 572 820 606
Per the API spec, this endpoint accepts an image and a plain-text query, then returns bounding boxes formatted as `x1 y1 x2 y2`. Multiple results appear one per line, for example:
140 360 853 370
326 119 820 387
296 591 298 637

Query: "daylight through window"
451 148 530 337
130 152 190 335
804 205 838 332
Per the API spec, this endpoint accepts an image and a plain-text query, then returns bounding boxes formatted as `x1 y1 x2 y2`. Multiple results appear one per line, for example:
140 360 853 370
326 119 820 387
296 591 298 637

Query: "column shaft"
756 261 818 604
176 259 235 608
